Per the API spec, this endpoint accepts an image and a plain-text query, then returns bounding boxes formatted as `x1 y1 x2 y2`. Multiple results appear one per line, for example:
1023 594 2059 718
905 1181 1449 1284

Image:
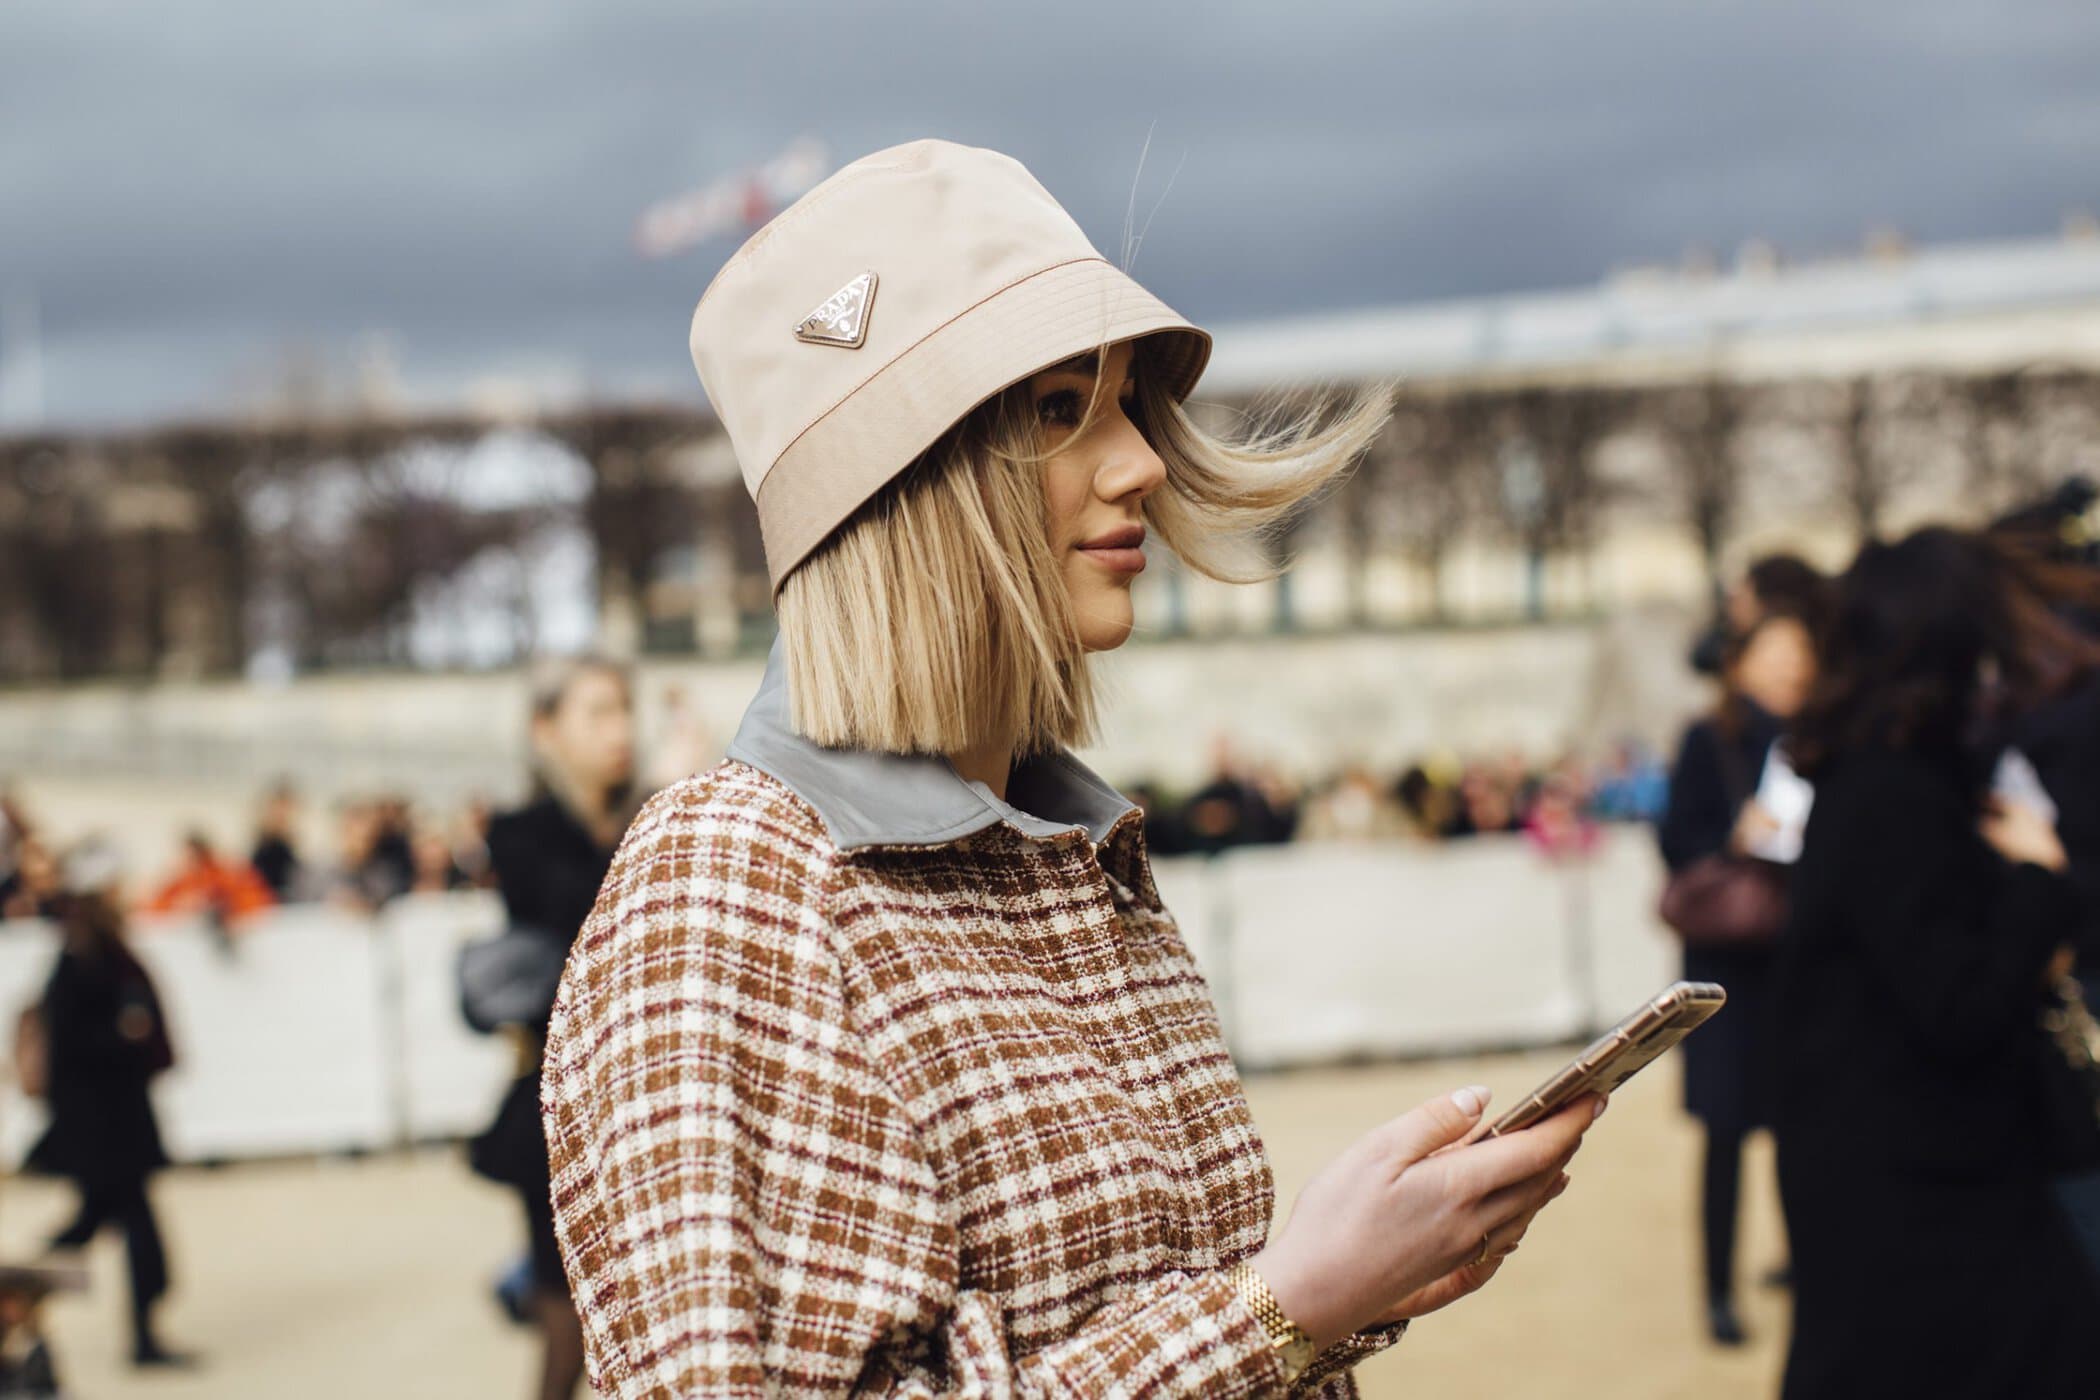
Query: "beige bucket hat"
688 138 1212 593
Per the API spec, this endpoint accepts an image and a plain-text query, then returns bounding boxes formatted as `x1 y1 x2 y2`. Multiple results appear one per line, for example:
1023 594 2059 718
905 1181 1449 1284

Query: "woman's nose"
1095 417 1166 502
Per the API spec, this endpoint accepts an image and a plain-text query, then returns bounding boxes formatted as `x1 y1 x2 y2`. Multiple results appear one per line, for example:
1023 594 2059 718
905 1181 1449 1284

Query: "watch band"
1225 1262 1318 1380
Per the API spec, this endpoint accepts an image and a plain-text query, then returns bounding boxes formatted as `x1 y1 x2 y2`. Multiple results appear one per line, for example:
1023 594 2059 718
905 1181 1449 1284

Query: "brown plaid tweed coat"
540 641 1405 1397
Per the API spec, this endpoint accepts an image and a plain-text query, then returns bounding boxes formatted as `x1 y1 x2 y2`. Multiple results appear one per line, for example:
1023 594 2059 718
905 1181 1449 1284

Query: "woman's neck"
947 735 1016 804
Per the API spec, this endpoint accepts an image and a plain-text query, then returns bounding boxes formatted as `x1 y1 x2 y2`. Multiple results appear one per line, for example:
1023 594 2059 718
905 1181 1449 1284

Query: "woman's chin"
1075 600 1136 653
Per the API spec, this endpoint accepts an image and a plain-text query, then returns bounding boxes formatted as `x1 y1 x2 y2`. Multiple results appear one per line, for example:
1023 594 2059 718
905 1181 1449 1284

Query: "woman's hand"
1728 801 1780 857
1371 1165 1572 1322
1980 798 2068 873
1248 1086 1604 1350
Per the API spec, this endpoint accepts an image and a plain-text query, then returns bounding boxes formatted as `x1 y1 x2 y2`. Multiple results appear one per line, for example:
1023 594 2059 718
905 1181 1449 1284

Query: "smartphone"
1484 981 1728 1137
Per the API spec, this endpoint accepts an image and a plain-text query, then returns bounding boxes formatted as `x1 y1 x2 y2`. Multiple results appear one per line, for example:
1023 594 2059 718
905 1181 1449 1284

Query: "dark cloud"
4 0 2096 425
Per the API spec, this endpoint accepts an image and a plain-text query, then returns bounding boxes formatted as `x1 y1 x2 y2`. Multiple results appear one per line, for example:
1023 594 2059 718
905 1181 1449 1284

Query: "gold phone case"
1484 981 1728 1137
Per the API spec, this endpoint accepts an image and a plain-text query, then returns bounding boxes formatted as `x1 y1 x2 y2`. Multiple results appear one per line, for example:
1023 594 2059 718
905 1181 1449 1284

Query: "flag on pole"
634 137 831 258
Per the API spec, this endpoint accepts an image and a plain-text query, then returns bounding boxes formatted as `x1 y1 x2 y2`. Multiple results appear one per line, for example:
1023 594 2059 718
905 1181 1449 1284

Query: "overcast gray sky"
3 0 2096 428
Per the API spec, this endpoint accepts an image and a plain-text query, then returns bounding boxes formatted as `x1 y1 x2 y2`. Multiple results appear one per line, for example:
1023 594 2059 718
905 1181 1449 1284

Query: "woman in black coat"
1775 528 2100 1399
1658 608 1817 1345
26 870 186 1367
470 655 640 1400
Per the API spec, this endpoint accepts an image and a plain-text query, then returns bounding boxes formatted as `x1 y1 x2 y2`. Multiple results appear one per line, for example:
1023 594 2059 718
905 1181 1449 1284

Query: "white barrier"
1158 827 1674 1066
1580 830 1682 1019
1214 838 1585 1067
380 891 516 1141
130 909 397 1160
0 826 1677 1164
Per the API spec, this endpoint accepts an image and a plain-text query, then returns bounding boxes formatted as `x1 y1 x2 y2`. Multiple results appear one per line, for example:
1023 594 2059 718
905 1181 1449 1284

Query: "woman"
28 842 187 1368
1658 602 1820 1345
1689 552 1826 678
1775 527 2100 1398
541 139 1602 1398
471 656 639 1400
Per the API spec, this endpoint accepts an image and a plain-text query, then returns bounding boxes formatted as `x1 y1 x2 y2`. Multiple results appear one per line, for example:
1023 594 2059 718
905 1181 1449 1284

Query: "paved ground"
0 1049 1788 1399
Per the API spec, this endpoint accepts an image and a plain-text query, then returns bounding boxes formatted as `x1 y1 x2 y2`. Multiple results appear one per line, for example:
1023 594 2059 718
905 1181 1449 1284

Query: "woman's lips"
1078 545 1147 574
1077 526 1147 575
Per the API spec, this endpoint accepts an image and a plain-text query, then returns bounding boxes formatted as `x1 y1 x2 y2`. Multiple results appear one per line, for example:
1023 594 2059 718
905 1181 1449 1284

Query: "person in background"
1126 780 1192 857
1180 734 1285 853
1690 552 1828 677
409 824 469 894
1987 483 2100 1279
0 1266 69 1398
0 792 31 910
1249 760 1304 843
248 781 306 902
0 836 62 923
454 795 495 889
1775 527 2100 1397
1300 763 1409 842
1450 761 1523 837
368 798 416 897
329 801 410 912
137 831 275 931
1658 595 1824 1346
642 682 717 791
1493 748 1540 825
1591 739 1670 824
28 841 191 1369
1392 760 1460 840
469 654 641 1400
1523 762 1598 860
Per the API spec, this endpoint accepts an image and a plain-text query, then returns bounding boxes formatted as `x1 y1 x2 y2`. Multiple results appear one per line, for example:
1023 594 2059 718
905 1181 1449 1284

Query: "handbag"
457 926 570 1036
1658 855 1789 949
2036 972 2100 1173
1657 729 1789 950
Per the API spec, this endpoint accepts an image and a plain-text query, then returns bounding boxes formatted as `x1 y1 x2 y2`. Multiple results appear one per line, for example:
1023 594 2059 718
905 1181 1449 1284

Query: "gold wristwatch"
1225 1262 1317 1380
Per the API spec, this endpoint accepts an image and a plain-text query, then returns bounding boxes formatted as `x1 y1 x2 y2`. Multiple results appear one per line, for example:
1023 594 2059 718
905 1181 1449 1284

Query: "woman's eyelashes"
1036 386 1139 431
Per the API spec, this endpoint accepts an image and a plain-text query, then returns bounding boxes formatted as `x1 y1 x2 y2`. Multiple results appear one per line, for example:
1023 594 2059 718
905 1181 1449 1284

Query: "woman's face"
534 668 636 796
1731 615 1816 720
1026 338 1167 652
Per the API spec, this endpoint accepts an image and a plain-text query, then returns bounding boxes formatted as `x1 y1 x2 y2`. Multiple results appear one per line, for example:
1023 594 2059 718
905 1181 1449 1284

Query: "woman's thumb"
1375 1086 1492 1163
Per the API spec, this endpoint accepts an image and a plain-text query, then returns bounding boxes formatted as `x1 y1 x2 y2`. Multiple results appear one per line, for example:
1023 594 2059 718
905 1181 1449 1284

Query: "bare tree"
1657 377 1745 606
1378 391 1494 623
1492 385 1628 616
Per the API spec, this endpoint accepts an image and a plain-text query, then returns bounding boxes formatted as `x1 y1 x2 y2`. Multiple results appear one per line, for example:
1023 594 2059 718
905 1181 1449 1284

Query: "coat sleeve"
541 787 1333 1400
1832 757 2080 1065
484 812 551 929
1657 721 1735 872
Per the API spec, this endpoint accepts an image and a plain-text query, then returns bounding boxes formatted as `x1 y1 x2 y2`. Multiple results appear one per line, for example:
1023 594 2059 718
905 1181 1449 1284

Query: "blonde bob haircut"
776 334 1395 758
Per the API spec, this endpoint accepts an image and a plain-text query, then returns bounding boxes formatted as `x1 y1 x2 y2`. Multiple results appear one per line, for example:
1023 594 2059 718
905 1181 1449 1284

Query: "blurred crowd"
0 679 734 937
1131 735 1667 858
0 734 1671 933
0 785 498 931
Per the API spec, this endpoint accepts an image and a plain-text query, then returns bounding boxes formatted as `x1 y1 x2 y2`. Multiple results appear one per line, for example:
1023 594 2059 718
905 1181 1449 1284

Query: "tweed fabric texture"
541 758 1406 1396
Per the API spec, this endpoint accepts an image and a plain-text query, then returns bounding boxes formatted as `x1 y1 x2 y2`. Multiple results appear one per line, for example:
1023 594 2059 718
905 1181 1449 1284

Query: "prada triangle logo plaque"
793 270 877 348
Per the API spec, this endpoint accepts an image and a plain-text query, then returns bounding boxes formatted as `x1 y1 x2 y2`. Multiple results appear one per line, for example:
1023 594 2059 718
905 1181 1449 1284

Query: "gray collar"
725 634 1139 853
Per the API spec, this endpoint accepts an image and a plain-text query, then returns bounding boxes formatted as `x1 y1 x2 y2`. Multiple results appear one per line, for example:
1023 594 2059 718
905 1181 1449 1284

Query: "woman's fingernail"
1452 1085 1491 1117
1591 1096 1609 1121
